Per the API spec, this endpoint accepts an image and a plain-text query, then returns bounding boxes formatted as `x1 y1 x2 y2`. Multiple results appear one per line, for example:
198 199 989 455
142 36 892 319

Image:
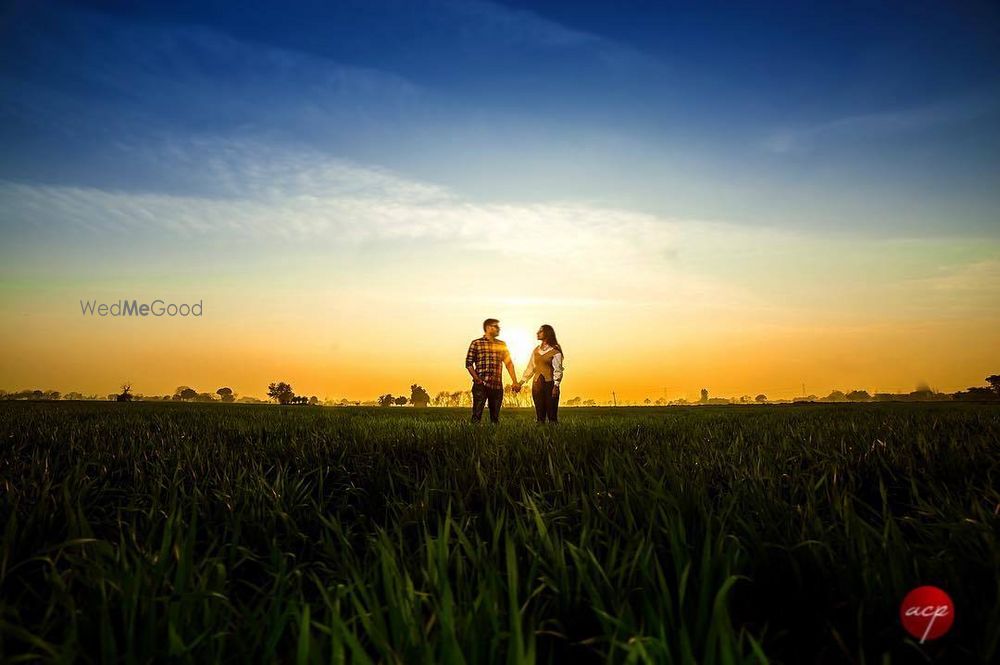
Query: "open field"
1 402 998 663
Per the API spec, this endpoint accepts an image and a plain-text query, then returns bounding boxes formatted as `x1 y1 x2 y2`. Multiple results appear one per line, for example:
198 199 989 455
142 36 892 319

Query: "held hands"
511 382 522 393
552 385 560 397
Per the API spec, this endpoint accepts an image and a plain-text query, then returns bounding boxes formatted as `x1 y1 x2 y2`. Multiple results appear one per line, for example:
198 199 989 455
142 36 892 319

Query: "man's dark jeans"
471 382 503 423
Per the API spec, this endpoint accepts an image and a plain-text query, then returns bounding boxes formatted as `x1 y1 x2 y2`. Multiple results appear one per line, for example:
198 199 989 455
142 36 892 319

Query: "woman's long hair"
540 324 563 357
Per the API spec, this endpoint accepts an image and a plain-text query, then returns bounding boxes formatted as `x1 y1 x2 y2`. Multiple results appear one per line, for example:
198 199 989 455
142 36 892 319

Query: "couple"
465 318 564 424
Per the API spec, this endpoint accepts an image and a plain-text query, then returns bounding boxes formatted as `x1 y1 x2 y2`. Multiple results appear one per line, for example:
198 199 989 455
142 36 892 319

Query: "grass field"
1 401 997 663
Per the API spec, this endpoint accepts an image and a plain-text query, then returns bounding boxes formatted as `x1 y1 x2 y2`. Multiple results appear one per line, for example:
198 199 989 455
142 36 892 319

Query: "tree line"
4 375 998 405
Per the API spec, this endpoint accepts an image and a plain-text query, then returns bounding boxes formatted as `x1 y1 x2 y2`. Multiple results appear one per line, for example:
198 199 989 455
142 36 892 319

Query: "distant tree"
986 375 1000 396
755 394 767 403
846 390 871 402
309 396 319 406
267 381 294 405
643 397 652 405
378 394 395 407
410 384 431 408
116 384 133 402
565 396 582 407
394 395 408 406
821 390 847 403
954 386 999 401
700 388 709 403
502 383 529 407
583 399 597 407
174 386 196 400
217 387 235 403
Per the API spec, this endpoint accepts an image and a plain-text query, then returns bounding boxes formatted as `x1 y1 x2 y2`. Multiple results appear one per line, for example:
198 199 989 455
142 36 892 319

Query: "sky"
1 0 998 402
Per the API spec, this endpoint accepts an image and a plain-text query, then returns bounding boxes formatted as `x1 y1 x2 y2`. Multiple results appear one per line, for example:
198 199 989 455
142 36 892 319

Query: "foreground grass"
0 402 997 663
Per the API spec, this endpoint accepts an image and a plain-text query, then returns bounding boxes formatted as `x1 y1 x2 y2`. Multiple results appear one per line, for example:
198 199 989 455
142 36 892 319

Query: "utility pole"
611 390 617 407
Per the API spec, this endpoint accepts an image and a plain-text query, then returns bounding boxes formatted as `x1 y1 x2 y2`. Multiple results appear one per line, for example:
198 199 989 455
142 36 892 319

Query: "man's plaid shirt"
465 336 510 389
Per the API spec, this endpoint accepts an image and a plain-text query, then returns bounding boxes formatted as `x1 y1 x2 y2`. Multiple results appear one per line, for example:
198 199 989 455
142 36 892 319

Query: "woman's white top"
520 344 564 386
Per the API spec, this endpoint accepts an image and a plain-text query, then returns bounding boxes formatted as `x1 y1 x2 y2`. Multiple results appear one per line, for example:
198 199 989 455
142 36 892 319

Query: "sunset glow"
503 326 537 373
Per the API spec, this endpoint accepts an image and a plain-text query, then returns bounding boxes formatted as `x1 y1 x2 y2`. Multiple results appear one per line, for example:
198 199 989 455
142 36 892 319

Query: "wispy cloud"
900 259 1000 292
0 138 671 254
434 0 660 73
0 4 425 159
438 0 601 49
762 92 1000 154
0 136 779 314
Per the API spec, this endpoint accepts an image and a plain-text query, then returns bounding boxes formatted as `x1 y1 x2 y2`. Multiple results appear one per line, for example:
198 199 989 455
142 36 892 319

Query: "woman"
518 324 564 423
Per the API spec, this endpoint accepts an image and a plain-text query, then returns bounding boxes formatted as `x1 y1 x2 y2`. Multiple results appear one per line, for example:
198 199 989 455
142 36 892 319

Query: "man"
465 318 521 423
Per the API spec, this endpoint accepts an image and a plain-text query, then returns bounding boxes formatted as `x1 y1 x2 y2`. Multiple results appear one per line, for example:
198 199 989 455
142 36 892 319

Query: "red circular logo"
900 586 954 643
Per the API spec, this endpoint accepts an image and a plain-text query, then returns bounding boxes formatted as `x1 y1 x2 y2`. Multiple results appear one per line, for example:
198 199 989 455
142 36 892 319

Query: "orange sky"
2 204 997 402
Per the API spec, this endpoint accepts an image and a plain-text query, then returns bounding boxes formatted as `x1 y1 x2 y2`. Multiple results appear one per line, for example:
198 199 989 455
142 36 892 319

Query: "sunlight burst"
503 326 536 372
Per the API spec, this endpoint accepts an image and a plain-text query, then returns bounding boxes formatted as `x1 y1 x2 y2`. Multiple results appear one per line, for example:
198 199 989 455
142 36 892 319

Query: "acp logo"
900 586 954 643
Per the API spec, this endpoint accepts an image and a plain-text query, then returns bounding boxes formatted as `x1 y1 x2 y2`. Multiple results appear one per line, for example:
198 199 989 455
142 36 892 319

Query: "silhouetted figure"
518 324 564 423
465 318 519 423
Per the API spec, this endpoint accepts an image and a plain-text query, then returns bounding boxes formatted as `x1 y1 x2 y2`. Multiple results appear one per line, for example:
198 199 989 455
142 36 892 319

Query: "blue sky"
2 0 999 234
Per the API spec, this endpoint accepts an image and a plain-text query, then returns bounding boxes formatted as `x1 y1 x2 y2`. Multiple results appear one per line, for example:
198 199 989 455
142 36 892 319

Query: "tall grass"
1 402 997 663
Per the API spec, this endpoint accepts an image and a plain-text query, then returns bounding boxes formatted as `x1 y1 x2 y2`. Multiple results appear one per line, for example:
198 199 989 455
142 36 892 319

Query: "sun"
503 326 536 371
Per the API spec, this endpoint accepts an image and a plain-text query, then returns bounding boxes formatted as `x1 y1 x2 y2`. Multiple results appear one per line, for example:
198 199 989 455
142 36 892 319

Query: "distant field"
1 402 997 663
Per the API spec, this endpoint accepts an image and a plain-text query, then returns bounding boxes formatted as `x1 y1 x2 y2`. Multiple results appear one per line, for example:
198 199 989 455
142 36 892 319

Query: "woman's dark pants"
531 376 559 423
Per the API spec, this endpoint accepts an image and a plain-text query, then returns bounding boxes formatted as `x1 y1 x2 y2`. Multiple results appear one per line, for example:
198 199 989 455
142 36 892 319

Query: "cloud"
0 135 779 312
437 0 601 49
3 135 996 329
0 3 427 168
762 92 1000 154
902 259 1000 292
0 137 668 254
